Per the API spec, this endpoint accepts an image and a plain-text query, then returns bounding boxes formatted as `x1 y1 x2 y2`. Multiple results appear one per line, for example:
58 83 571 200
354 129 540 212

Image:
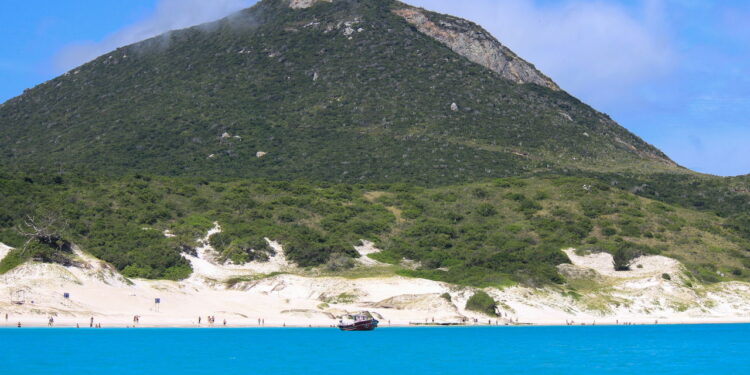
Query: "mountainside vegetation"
0 0 674 184
0 0 748 288
2 171 750 287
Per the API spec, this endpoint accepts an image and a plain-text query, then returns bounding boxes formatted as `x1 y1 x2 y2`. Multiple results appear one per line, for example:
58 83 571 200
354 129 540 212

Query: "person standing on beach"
90 316 94 328
198 316 202 325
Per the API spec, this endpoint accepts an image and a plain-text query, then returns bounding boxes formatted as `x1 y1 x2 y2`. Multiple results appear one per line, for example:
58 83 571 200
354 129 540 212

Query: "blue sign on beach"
63 293 70 299
155 298 161 304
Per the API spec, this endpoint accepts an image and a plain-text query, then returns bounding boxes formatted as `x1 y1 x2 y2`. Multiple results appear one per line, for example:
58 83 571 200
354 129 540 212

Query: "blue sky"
1 0 748 176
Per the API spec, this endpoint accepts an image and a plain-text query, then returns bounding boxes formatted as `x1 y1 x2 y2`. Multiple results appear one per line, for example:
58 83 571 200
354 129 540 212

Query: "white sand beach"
3 232 750 328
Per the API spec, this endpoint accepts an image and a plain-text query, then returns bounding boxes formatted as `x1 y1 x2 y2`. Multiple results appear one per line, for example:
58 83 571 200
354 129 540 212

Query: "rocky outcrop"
393 7 560 91
289 0 332 9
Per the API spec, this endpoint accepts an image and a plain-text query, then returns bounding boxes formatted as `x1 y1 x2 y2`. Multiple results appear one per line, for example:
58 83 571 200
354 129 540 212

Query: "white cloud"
405 0 674 105
54 0 675 103
54 0 254 73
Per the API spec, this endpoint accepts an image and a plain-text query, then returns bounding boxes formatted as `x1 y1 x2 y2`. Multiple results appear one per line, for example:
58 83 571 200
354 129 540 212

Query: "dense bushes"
1 173 749 286
574 171 750 218
726 214 750 240
325 253 355 271
0 174 394 278
0 249 27 275
465 291 497 316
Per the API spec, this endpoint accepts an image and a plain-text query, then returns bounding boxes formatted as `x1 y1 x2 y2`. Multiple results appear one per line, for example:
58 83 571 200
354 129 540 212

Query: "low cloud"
406 0 674 106
55 0 674 102
54 0 254 73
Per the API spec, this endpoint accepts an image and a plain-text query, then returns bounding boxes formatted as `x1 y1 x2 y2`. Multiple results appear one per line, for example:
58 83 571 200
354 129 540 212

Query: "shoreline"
4 243 750 331
3 318 750 329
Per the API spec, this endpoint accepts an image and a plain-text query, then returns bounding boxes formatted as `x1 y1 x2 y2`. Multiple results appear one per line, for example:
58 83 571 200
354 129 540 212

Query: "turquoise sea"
2 324 749 374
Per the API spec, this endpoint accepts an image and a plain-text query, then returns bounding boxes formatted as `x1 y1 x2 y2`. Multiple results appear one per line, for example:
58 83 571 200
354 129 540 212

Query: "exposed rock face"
289 0 332 9
394 7 560 91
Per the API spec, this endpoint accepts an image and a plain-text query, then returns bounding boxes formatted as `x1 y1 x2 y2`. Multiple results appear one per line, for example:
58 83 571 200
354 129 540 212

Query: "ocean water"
1 324 749 374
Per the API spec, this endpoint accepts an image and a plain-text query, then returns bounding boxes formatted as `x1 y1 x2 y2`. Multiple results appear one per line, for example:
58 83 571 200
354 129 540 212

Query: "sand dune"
3 239 750 328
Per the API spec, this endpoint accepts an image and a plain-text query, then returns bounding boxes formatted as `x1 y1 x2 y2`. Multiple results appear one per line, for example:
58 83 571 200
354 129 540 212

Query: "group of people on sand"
4 313 21 328
566 320 594 326
564 319 660 326
617 320 659 326
198 315 226 326
456 316 517 325
133 315 141 325
2 313 103 328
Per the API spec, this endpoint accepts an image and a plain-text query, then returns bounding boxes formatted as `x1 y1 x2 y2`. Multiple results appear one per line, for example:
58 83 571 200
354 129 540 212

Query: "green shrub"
0 249 28 274
612 247 639 271
465 290 497 316
580 199 613 218
726 214 750 241
533 191 549 200
368 250 402 265
161 264 193 281
325 253 355 271
518 198 542 216
582 241 656 271
472 188 489 199
476 204 498 217
691 264 720 283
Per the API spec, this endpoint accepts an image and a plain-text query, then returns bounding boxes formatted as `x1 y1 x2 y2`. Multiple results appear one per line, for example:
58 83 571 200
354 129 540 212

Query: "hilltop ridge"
0 0 675 183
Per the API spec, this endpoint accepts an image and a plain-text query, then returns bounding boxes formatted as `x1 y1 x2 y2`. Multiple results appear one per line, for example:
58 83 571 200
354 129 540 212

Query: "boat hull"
338 319 379 331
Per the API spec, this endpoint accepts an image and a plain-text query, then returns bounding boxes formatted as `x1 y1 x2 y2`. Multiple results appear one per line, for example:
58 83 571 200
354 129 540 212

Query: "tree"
15 212 70 255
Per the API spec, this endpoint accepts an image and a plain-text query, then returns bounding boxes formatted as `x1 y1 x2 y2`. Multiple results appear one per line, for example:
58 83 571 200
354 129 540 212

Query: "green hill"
0 0 748 287
0 0 676 183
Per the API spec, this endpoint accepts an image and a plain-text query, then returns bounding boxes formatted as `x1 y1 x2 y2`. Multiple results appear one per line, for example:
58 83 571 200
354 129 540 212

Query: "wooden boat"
338 313 379 331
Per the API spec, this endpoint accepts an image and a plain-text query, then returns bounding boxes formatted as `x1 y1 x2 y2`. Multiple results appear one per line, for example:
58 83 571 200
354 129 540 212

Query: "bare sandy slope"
2 234 750 328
